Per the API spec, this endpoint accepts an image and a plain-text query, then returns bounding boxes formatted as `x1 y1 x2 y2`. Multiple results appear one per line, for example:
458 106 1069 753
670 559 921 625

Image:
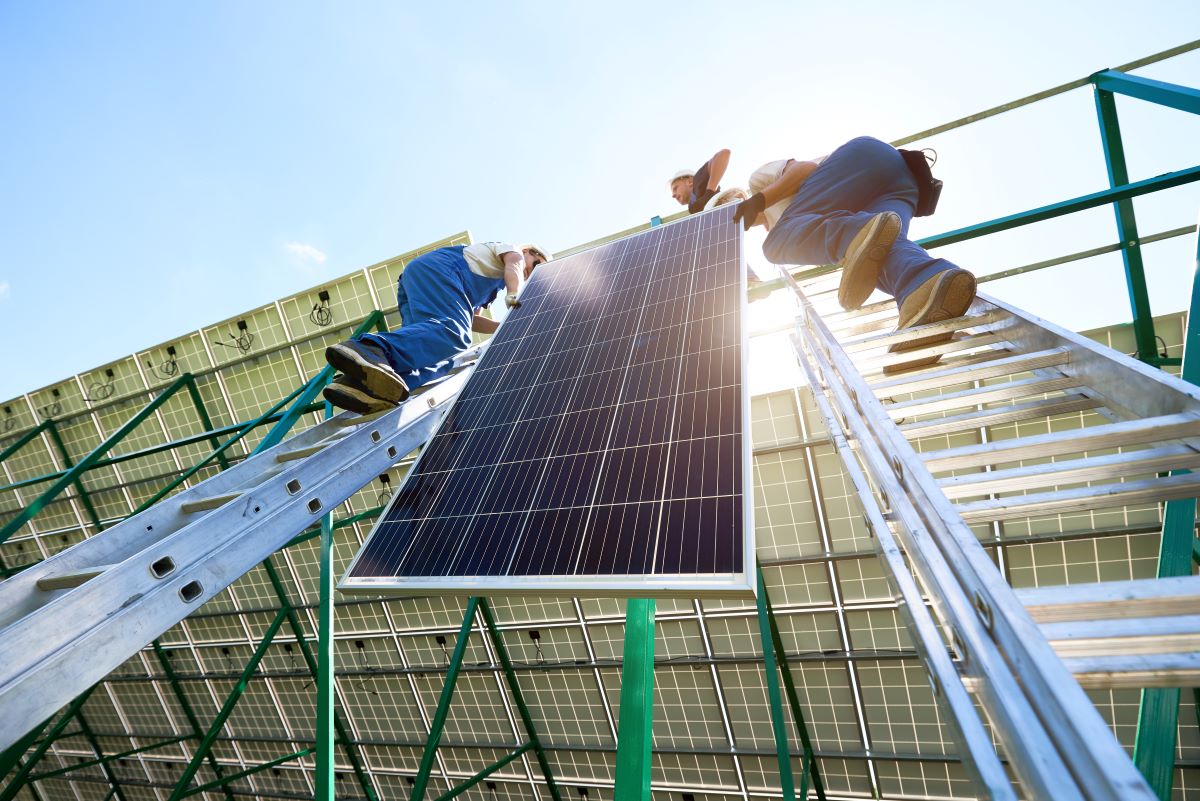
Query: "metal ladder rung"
179 492 244 513
898 394 1102 439
938 444 1200 499
35 565 115 592
830 310 902 338
843 309 1008 353
857 332 1008 372
1063 653 1200 690
276 443 331 463
883 374 1079 419
954 471 1200 523
823 297 897 325
870 347 1070 395
922 412 1200 472
1039 615 1200 659
330 408 395 427
1016 575 1200 624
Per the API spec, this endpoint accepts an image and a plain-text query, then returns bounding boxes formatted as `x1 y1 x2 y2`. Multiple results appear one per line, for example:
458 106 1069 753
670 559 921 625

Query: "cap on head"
523 244 552 263
668 169 694 188
748 162 780 195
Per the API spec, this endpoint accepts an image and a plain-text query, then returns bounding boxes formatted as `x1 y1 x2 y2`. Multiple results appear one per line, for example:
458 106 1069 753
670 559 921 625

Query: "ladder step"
954 471 1200 523
36 565 115 592
276 443 330 463
1039 614 1200 659
179 492 243 513
843 309 1008 353
870 347 1070 395
329 407 396 427
883 374 1079 419
1016 576 1200 624
938 445 1200 499
898 394 1104 439
857 332 1008 372
1062 653 1200 690
922 412 1200 472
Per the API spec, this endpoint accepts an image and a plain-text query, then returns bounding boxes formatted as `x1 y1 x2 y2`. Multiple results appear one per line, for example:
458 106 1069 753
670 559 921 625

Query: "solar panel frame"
340 205 753 597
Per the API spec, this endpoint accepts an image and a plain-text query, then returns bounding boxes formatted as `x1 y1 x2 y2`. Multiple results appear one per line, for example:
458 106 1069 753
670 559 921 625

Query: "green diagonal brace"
613 598 655 801
1132 221 1200 799
1093 86 1157 362
167 606 289 801
183 375 231 471
431 743 533 801
0 372 196 546
755 572 798 801
153 642 236 801
43 420 106 534
759 565 826 800
73 710 129 801
411 597 480 801
0 687 97 801
478 599 564 801
27 735 191 781
180 747 314 798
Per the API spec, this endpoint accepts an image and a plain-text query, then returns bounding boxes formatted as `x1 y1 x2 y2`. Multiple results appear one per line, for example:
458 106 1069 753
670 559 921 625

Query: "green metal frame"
613 598 655 801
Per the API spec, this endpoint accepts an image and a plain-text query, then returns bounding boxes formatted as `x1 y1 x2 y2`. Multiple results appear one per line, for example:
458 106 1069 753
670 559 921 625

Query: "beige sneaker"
322 376 397 415
884 268 977 375
325 339 409 403
838 211 901 310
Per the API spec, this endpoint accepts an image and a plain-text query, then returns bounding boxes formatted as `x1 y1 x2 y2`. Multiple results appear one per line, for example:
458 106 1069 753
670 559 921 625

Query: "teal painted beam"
613 599 655 801
430 743 534 801
27 735 191 781
153 642 236 801
179 747 315 798
183 374 232 471
315 401 335 801
755 573 796 801
1091 69 1200 115
0 688 97 801
42 421 106 534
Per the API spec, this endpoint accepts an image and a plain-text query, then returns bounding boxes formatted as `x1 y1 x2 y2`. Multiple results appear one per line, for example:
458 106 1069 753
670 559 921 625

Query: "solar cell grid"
342 206 751 596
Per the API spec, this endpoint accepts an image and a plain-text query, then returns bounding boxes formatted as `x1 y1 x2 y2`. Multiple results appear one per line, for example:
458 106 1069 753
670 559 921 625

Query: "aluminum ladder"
782 266 1200 801
0 368 472 754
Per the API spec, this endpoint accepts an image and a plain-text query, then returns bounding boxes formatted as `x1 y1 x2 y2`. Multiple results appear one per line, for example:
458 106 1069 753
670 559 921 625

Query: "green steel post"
182 374 231 471
167 607 289 801
760 566 826 801
100 786 117 801
478 599 565 801
1091 69 1200 115
27 736 191 781
152 642 236 801
410 597 481 801
315 401 335 801
180 747 315 798
0 687 96 801
0 372 195 546
1093 86 1157 362
73 711 129 801
430 743 534 801
260 558 378 801
1132 221 1200 799
754 572 797 801
613 598 655 801
43 420 106 533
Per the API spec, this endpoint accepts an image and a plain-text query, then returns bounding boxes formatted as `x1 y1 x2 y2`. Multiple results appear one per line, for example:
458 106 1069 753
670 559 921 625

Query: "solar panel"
340 206 752 596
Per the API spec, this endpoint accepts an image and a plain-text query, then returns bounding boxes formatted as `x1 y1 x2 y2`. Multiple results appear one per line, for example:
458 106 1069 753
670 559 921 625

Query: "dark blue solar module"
340 205 751 596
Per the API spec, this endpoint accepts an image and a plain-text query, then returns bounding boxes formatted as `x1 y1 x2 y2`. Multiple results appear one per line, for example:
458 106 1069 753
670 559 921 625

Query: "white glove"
505 293 521 309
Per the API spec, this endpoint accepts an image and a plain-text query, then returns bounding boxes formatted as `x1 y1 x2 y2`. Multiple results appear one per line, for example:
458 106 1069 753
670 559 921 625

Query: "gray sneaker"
323 376 397 415
838 211 901 310
324 339 409 403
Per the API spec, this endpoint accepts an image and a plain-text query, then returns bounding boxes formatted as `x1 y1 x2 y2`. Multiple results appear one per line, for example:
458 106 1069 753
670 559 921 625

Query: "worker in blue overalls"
733 136 976 372
323 241 550 414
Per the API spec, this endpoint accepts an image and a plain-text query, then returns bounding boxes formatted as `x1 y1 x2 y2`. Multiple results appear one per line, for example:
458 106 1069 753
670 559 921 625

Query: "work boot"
838 211 901 311
325 339 410 403
323 376 397 415
884 268 977 375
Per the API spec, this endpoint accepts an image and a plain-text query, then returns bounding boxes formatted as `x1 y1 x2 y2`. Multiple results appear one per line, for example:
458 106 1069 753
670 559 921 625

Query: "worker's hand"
732 193 767 231
505 293 521 309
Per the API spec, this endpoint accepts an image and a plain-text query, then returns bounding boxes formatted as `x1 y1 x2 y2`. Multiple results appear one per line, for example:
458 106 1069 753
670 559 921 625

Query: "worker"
732 136 975 371
670 148 732 213
323 241 550 414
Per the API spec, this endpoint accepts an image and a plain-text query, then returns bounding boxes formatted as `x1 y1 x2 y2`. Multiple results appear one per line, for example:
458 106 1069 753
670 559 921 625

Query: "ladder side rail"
982 292 1200 419
0 371 469 754
792 282 1156 800
788 333 1015 799
793 324 1079 801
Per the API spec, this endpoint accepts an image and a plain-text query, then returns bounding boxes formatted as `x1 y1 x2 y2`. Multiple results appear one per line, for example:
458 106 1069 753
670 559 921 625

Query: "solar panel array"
343 207 751 596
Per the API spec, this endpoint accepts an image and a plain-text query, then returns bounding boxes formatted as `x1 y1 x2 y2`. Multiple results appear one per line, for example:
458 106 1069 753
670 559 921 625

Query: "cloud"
0 282 9 300
284 242 327 265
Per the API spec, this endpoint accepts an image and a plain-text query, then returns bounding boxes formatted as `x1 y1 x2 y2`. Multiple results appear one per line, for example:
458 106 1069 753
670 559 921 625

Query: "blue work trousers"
762 136 957 307
360 246 503 390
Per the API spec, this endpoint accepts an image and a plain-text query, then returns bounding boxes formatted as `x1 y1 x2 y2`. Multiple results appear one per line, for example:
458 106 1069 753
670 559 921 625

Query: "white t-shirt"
748 156 827 231
463 242 520 279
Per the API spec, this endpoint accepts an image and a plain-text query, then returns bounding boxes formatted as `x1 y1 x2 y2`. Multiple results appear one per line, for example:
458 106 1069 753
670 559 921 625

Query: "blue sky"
1 1 1198 401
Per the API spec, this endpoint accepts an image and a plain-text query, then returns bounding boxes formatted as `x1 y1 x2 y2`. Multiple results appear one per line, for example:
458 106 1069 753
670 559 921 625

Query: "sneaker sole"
885 270 978 373
325 343 409 403
322 383 395 415
838 212 901 311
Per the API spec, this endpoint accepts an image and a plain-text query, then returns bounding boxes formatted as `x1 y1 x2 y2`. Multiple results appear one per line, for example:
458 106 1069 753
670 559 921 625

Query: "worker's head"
521 245 551 279
745 163 780 229
668 169 694 206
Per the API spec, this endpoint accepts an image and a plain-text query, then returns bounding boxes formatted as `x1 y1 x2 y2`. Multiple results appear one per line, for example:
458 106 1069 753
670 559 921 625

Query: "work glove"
505 293 521 309
732 193 767 231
